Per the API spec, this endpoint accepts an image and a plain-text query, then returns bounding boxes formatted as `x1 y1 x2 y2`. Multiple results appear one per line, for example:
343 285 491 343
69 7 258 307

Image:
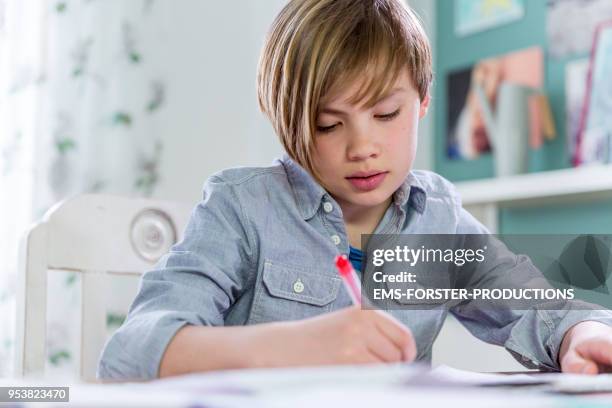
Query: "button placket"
319 196 347 251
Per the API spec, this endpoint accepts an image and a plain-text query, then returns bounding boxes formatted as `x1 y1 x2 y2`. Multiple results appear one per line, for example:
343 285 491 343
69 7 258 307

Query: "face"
311 69 430 214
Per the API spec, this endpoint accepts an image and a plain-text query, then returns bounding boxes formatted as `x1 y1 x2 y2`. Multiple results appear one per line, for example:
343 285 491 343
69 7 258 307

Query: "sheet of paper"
552 374 612 394
7 365 612 407
150 363 424 394
418 365 551 387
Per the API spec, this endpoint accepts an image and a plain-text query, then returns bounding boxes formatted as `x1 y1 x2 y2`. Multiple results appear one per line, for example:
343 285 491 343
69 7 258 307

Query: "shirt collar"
395 171 427 215
278 153 427 220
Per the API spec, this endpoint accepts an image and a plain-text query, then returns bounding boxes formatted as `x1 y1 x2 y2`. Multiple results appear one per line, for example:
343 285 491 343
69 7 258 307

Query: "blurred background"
1 0 611 379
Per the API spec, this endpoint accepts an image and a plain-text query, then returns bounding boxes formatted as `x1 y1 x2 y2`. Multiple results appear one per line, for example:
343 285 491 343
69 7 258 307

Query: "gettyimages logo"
361 234 612 310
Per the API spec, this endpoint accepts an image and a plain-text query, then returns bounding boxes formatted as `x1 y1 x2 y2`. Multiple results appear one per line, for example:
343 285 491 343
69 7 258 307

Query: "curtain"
0 0 167 377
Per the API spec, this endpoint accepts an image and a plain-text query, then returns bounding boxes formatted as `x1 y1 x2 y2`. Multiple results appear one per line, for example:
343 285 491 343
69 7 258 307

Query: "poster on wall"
446 47 543 161
565 58 590 165
576 21 612 165
547 0 612 59
455 0 525 37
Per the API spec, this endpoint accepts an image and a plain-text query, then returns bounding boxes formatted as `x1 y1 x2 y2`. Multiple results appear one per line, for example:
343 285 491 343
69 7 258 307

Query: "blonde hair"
257 0 432 180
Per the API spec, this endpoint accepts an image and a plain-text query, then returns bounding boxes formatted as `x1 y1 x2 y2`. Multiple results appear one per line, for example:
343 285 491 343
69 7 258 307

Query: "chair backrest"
15 194 193 381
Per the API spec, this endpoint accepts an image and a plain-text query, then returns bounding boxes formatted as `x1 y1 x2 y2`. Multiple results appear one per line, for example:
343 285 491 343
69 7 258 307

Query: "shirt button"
323 201 333 213
293 279 304 293
331 234 341 245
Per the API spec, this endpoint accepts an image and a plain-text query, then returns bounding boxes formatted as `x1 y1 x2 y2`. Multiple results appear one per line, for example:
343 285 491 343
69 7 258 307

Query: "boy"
98 0 612 380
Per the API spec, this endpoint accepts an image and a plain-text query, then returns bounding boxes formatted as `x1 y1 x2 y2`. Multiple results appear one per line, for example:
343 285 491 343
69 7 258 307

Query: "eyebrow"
319 87 407 115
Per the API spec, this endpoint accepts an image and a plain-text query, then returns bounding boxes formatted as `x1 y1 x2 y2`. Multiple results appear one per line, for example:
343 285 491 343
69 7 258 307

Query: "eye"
376 109 401 121
316 123 339 133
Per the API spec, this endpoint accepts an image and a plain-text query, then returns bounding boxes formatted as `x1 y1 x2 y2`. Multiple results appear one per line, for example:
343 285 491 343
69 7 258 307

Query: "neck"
336 196 393 249
340 198 391 224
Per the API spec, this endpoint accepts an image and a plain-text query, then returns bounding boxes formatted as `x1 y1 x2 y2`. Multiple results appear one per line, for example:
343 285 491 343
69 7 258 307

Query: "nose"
346 124 380 161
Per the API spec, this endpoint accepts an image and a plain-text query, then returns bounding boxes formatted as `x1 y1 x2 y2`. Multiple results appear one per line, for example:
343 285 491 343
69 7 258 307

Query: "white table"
4 364 612 407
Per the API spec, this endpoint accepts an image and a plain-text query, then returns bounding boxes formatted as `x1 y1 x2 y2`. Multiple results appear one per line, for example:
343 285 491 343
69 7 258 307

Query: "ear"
419 93 430 119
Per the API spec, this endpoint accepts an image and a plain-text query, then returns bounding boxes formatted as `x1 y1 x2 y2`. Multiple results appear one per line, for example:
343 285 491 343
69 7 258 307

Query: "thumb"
561 350 598 375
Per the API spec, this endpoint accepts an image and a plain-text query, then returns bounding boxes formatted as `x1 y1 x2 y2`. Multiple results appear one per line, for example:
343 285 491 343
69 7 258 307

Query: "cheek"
381 120 418 172
385 115 417 150
313 138 342 171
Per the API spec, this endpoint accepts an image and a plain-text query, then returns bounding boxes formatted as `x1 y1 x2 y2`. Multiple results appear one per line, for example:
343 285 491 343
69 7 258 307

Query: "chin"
347 190 393 207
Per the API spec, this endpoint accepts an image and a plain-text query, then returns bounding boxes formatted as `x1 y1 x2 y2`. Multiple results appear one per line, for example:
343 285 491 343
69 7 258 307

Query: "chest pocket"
248 260 342 324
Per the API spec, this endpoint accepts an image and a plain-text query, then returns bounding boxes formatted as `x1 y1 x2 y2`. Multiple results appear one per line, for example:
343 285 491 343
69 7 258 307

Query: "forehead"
319 68 415 110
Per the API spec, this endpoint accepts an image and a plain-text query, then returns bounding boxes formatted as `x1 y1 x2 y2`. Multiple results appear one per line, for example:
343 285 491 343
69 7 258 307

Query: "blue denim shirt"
97 154 612 380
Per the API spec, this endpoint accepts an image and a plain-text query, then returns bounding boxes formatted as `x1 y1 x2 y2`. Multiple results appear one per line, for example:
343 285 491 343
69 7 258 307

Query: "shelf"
454 164 612 207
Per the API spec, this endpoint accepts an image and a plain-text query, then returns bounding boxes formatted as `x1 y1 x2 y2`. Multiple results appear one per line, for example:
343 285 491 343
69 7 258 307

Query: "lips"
345 170 388 192
347 170 386 178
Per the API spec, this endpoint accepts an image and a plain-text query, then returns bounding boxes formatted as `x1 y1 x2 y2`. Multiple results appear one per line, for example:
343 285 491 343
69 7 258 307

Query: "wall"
434 0 612 235
407 0 436 171
147 1 287 204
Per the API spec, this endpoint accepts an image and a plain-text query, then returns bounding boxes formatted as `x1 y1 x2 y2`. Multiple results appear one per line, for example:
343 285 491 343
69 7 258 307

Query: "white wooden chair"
15 194 193 381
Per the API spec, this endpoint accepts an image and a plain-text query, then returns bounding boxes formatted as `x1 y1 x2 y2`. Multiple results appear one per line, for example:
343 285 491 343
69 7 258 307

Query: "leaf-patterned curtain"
0 0 167 377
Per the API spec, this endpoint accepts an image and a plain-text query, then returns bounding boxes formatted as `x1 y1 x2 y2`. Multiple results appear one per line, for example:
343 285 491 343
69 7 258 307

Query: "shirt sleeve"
451 207 612 371
97 175 257 381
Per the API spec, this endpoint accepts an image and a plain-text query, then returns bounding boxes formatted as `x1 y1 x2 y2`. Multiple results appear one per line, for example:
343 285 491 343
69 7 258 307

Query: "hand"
247 306 417 368
559 320 612 374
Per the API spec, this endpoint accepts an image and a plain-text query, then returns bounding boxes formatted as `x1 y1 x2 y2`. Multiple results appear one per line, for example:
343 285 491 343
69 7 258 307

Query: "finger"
574 339 612 371
371 310 417 362
350 348 385 365
561 349 598 375
365 330 403 363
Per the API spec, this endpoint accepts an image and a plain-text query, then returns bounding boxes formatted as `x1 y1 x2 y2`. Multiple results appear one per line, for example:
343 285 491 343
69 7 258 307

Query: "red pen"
335 254 362 305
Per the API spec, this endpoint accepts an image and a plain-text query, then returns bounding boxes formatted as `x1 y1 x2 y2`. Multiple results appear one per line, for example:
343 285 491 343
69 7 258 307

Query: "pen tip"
335 254 351 275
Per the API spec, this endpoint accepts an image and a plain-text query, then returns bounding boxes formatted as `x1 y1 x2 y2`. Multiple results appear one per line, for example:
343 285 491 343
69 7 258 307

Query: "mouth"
346 170 387 178
345 171 389 192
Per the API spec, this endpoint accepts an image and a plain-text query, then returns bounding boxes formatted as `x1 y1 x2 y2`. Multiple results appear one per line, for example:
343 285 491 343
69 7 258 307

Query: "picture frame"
455 0 525 37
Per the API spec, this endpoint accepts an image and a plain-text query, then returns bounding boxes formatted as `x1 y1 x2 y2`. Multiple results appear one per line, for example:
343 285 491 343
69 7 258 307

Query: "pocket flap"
262 261 341 306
